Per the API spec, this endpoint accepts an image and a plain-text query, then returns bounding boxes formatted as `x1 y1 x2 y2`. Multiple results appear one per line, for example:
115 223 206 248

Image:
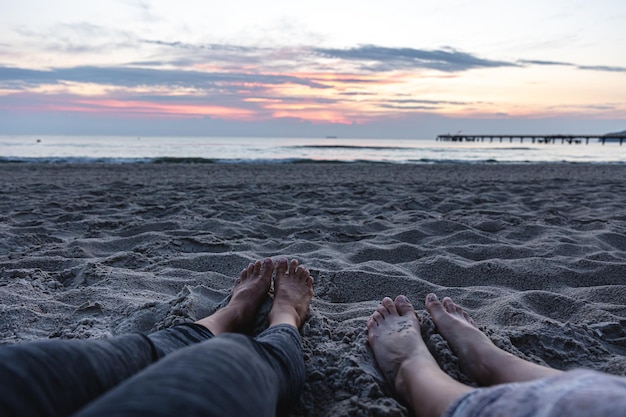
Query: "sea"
0 135 624 164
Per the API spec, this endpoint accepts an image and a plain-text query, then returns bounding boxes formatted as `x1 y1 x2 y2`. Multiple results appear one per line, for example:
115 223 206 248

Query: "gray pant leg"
73 324 306 417
444 370 626 417
0 334 154 417
0 324 212 417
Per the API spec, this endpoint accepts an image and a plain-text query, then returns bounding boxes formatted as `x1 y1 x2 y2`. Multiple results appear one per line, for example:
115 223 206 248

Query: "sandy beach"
1 162 625 416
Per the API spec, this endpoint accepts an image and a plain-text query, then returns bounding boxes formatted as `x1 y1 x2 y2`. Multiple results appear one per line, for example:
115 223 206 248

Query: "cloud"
140 40 342 75
314 45 517 72
139 41 521 73
0 65 329 89
519 59 626 73
379 104 441 110
129 0 160 21
339 92 377 96
386 98 471 106
518 59 574 66
142 39 257 54
577 65 626 73
11 22 137 56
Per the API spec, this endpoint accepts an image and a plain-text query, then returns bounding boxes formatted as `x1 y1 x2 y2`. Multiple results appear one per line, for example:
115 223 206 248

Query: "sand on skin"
1 163 625 416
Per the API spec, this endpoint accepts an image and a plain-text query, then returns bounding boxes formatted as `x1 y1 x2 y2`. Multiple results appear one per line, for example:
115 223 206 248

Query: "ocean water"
0 135 624 164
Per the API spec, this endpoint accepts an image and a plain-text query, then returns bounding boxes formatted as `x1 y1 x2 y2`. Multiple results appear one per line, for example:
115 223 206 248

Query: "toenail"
427 293 438 301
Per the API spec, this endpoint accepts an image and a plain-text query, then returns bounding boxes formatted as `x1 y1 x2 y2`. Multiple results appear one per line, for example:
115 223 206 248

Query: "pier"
436 134 626 145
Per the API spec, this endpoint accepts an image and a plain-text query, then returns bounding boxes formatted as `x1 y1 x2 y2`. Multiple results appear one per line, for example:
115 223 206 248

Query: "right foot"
195 258 273 335
425 293 561 386
367 296 471 417
268 259 314 329
367 296 436 402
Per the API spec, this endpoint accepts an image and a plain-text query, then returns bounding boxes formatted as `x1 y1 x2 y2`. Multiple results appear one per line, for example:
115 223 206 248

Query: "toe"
442 297 454 313
299 267 312 285
260 258 274 278
276 258 288 278
444 298 465 318
239 268 248 281
288 259 298 276
252 260 263 276
375 303 389 319
381 297 398 316
294 265 305 279
371 310 384 324
453 304 465 317
394 295 414 316
425 293 447 320
463 311 477 326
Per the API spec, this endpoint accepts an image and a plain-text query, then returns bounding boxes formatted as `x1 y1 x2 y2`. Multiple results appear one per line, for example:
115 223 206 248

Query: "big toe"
382 296 399 316
424 293 448 321
394 295 415 316
260 258 274 279
275 258 288 278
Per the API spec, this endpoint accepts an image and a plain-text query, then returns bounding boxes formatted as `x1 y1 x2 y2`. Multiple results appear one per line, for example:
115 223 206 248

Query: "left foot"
196 258 273 335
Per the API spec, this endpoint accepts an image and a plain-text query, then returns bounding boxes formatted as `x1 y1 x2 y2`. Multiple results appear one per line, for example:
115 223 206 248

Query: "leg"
0 333 155 417
425 293 562 386
73 258 313 417
442 370 626 417
0 259 273 417
367 296 472 417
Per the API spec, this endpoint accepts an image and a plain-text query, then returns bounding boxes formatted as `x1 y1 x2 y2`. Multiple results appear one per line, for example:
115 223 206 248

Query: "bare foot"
367 296 435 401
425 293 561 386
367 296 470 417
268 259 313 329
196 258 273 335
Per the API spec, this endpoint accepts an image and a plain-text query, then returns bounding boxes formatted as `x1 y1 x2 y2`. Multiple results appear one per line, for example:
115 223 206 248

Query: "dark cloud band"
0 65 328 89
314 45 516 72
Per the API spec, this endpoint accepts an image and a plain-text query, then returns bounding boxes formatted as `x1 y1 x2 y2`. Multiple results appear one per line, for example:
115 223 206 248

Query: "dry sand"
1 163 625 416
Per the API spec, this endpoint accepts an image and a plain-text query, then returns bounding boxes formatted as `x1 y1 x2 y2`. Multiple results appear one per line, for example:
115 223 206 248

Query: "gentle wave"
287 144 537 151
1 156 624 165
2 136 623 164
286 145 413 150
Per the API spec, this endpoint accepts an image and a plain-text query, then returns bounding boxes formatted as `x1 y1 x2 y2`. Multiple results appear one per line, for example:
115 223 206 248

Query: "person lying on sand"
0 258 313 417
368 293 626 417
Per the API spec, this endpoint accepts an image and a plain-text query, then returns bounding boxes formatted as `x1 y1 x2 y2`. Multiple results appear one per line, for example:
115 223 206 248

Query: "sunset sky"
1 0 625 137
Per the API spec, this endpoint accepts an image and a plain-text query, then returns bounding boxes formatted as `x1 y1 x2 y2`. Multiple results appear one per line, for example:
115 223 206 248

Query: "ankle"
396 356 452 417
268 304 300 328
463 346 515 385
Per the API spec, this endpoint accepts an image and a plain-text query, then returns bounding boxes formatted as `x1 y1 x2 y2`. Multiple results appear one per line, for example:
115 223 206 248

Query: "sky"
0 0 625 138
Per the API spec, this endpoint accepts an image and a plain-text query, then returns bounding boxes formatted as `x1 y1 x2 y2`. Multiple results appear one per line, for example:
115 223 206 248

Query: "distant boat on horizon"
325 135 338 139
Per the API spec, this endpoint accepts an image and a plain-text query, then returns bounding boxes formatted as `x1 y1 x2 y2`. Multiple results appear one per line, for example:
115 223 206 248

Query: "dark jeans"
0 323 304 417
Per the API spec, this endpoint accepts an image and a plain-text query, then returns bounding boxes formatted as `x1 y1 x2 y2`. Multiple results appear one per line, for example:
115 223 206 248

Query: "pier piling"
437 134 625 146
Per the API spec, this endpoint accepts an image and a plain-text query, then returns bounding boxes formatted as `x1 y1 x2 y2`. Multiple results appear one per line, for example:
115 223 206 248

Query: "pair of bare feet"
367 293 562 417
195 258 314 336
